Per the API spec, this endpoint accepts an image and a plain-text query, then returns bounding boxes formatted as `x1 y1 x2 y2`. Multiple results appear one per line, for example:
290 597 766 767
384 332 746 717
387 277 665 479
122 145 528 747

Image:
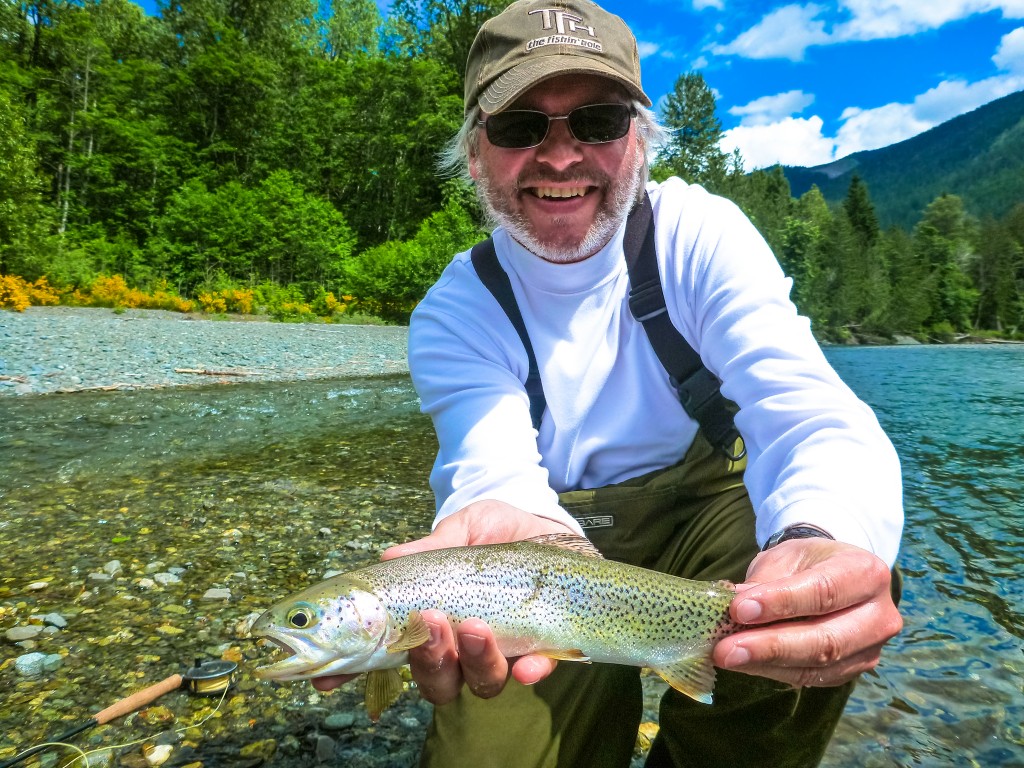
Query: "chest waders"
417 197 857 768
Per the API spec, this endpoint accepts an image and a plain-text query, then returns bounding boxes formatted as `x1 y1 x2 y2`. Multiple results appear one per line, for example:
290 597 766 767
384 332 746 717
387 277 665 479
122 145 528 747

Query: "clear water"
0 347 1022 766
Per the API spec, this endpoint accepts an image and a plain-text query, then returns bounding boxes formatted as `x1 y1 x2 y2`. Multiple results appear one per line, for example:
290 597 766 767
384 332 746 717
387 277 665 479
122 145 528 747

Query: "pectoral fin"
537 648 591 662
365 668 404 722
652 655 717 705
386 610 431 653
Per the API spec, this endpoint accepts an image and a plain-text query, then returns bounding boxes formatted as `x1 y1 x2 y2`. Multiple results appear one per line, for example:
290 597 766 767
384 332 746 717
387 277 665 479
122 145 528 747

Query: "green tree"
0 86 53 277
913 194 978 333
320 0 382 59
343 193 485 321
389 0 513 74
842 175 879 248
652 72 728 189
971 216 1022 331
777 186 831 327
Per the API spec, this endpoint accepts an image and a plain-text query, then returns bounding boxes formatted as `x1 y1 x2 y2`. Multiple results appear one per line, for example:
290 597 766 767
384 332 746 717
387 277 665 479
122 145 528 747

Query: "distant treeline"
1 1 1022 337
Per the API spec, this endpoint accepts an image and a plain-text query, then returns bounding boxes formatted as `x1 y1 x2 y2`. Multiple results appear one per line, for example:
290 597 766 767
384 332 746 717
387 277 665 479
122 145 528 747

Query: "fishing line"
0 659 237 768
52 684 232 768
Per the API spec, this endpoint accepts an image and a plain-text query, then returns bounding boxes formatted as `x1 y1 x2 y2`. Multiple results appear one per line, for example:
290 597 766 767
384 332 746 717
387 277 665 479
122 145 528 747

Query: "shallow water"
1 348 1023 766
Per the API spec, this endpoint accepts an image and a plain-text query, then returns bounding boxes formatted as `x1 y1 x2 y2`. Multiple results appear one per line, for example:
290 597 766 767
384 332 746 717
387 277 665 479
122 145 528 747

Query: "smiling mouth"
532 185 590 199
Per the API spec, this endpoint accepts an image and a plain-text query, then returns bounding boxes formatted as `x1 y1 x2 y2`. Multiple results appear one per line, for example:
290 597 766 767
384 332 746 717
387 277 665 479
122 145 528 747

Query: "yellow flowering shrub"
0 275 31 311
197 292 228 314
25 277 61 306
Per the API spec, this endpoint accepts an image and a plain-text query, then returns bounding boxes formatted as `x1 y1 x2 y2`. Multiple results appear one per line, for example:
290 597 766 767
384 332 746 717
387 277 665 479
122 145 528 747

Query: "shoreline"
0 306 410 396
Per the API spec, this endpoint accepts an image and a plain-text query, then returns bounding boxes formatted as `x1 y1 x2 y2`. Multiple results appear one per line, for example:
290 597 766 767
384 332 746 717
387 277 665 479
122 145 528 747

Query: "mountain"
781 89 1024 230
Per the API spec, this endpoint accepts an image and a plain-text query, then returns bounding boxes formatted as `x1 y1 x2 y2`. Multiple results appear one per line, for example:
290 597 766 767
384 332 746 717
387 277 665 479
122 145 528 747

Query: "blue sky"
134 0 1024 170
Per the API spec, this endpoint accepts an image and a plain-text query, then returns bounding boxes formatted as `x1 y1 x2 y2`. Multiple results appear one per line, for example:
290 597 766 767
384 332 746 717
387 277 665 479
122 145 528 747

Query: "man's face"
470 74 646 264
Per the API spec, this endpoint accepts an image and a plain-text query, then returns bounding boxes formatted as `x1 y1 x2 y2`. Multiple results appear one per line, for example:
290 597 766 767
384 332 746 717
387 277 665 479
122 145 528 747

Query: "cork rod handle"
93 674 184 724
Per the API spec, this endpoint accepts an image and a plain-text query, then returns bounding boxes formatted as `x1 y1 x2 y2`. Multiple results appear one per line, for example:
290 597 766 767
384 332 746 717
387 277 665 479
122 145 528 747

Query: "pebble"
315 735 336 762
202 588 232 601
104 559 123 577
43 612 68 629
153 572 181 585
14 652 51 677
323 712 356 730
88 572 113 582
6 625 44 642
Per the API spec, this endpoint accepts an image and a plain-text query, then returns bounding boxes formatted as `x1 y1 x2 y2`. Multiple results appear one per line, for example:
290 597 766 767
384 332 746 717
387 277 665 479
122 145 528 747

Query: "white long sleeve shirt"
409 177 903 567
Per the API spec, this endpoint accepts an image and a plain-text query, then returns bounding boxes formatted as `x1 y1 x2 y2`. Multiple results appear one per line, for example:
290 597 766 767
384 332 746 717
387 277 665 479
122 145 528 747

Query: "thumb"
382 522 468 561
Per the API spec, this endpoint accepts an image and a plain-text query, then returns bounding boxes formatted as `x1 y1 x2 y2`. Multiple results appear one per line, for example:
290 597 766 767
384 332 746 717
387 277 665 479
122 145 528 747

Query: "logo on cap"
525 8 602 53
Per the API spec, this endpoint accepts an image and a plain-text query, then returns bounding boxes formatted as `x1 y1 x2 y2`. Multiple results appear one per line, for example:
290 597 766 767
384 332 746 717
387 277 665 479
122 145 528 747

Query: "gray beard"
476 152 646 264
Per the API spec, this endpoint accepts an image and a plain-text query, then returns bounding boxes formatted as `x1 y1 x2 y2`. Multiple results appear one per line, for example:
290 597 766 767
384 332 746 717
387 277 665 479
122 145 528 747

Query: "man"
317 1 903 765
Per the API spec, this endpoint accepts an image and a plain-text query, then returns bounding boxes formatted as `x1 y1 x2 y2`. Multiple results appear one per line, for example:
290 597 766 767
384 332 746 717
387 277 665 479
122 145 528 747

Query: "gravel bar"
0 306 409 396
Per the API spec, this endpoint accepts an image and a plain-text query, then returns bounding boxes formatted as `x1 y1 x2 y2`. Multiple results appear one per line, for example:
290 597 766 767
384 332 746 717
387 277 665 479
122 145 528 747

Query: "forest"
1 0 1023 340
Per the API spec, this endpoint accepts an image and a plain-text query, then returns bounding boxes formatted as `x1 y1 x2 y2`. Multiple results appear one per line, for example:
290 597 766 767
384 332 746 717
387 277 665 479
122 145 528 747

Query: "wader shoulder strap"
624 193 743 459
471 239 547 430
470 197 742 458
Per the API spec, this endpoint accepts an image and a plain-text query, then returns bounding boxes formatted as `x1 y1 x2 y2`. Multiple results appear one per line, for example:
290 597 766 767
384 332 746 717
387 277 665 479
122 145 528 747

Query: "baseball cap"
464 0 652 115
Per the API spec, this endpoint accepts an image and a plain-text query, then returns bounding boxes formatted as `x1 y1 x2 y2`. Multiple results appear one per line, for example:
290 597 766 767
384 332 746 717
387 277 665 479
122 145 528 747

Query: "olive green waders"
417 435 857 768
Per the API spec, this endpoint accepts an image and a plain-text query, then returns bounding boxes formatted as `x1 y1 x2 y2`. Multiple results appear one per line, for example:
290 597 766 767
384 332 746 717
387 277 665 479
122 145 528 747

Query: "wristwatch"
762 523 835 551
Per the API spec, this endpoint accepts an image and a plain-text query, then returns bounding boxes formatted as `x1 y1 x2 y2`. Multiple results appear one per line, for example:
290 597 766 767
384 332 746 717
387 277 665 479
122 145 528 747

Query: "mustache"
515 170 610 190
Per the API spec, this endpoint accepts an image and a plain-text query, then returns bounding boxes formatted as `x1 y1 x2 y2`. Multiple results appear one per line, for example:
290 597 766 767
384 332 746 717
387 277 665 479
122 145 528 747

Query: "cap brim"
478 55 652 114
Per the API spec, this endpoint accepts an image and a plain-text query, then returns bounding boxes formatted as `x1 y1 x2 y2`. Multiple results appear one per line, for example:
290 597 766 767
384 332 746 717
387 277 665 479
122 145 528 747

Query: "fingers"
510 653 558 686
455 618 510 699
735 541 894 624
716 589 903 688
311 673 358 692
407 610 511 705
715 541 903 688
407 609 463 705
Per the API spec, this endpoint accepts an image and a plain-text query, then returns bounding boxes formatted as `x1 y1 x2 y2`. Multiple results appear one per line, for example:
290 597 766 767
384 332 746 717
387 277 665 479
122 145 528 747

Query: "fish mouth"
251 631 343 680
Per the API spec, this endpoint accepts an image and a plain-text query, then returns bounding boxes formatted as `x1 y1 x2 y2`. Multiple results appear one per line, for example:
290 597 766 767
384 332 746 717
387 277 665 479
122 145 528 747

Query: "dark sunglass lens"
569 104 632 143
487 111 549 148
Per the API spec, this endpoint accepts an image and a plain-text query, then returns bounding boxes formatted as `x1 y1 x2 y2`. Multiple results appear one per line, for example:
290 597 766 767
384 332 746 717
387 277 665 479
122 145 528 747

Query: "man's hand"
713 538 902 688
312 500 573 702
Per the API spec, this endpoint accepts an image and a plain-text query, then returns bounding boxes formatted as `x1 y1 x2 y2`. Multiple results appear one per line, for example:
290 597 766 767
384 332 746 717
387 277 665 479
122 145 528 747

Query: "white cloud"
693 0 724 9
729 90 816 125
724 70 1024 169
993 26 1024 72
713 1 1024 62
833 102 932 156
712 4 830 61
720 116 836 168
691 55 710 69
637 41 661 59
836 0 1024 41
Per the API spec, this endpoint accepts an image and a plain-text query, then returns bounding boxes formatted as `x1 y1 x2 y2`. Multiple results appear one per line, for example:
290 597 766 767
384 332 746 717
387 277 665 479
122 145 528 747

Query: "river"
0 346 1021 766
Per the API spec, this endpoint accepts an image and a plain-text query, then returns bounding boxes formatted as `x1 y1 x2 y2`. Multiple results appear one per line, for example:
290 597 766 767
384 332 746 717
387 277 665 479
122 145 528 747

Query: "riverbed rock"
6 625 43 643
153 572 181 586
14 652 47 677
42 612 68 629
323 712 356 730
314 735 335 763
104 560 123 577
202 588 231 601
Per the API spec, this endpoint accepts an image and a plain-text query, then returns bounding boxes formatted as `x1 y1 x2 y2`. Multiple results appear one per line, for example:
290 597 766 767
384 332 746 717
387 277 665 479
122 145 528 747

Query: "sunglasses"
478 103 637 149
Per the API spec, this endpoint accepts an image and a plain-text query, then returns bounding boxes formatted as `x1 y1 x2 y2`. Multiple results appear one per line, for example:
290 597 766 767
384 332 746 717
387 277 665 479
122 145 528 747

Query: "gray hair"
436 100 668 182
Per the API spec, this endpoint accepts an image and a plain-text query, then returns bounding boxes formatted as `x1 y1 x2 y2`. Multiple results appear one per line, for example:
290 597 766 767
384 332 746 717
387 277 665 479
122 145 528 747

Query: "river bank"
0 306 409 396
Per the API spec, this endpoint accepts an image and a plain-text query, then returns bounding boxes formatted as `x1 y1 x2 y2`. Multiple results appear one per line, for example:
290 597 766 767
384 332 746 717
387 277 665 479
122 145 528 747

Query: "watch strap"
762 524 835 551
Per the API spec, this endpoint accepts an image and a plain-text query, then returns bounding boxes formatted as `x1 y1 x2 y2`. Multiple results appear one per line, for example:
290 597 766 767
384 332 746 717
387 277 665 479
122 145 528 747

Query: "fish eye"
286 604 318 629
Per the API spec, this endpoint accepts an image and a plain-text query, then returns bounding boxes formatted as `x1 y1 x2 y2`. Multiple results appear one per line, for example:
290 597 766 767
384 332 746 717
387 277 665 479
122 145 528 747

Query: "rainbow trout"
251 534 739 719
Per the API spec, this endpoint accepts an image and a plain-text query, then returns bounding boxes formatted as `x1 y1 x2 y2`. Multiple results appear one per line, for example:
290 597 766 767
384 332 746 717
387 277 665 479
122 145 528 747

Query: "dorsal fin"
525 533 604 559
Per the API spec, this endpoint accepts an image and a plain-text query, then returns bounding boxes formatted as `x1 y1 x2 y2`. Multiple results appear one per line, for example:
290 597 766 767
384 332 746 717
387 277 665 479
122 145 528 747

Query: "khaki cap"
465 0 651 114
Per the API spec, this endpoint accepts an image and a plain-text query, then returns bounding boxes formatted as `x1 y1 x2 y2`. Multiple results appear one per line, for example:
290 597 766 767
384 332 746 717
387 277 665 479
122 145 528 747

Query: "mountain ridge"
781 89 1024 229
